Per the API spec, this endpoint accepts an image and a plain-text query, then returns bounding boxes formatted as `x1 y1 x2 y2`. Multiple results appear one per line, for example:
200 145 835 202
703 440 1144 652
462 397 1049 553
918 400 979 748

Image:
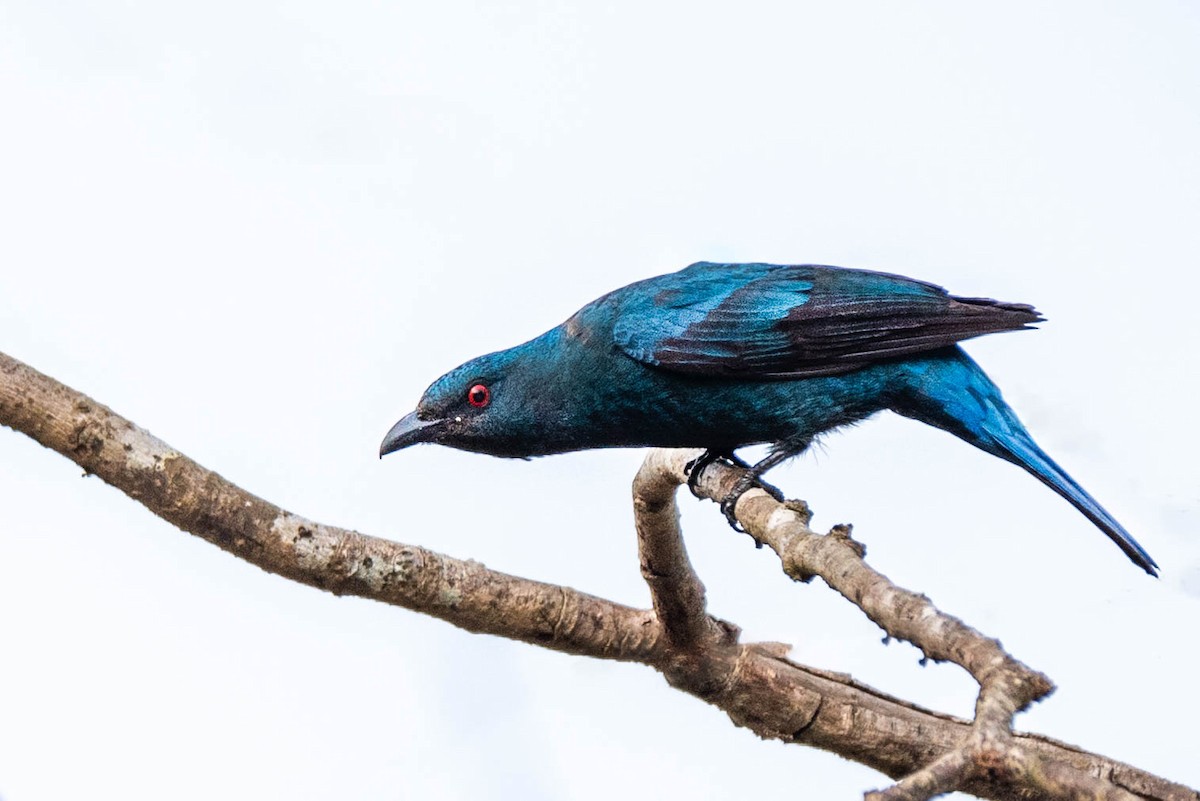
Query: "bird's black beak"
379 412 445 457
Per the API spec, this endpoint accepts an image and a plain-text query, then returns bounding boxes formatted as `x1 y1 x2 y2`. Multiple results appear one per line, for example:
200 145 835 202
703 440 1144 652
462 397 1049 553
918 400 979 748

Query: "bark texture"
1 350 1194 801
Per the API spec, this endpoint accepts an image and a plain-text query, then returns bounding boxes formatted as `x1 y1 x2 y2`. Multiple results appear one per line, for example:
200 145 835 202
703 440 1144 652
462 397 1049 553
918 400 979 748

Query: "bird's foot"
719 472 784 534
685 451 784 539
683 451 718 498
683 450 749 498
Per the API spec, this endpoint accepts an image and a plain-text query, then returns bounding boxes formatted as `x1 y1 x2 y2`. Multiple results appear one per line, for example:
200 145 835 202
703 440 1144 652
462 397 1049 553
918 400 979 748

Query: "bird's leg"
684 449 750 498
719 441 809 531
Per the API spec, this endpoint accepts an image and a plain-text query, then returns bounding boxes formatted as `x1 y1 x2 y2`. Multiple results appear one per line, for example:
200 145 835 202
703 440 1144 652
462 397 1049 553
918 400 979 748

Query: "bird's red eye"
467 383 490 408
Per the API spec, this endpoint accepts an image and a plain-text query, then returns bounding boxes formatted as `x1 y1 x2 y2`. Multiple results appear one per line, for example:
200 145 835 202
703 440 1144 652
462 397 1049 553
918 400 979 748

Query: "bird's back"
602 261 1041 379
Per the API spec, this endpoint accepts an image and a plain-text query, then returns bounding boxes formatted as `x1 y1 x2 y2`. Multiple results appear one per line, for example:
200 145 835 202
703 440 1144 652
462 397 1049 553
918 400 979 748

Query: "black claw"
689 450 788 534
720 494 747 531
718 472 786 533
718 473 754 531
685 449 751 498
684 450 721 498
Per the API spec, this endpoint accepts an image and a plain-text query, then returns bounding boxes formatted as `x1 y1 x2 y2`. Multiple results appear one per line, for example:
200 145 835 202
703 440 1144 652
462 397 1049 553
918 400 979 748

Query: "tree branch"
684 455 1168 800
633 452 733 650
1 350 1194 801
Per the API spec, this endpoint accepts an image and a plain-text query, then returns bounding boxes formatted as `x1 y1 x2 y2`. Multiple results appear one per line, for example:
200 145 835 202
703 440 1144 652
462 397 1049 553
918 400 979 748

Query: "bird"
380 261 1157 576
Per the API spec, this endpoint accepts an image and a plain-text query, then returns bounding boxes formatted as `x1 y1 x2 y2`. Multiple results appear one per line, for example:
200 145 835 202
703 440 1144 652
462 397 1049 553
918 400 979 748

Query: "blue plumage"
381 262 1157 576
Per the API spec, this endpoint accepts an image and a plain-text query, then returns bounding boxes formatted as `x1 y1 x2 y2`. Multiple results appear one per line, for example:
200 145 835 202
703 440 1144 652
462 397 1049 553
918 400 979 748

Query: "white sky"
2 2 1198 799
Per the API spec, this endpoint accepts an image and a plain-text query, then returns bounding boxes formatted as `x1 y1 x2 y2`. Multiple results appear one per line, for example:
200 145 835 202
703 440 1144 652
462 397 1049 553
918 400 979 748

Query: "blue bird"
381 261 1157 576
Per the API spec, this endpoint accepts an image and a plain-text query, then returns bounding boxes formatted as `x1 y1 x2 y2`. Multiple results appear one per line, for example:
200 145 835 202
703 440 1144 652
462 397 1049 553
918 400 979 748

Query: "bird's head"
379 347 545 459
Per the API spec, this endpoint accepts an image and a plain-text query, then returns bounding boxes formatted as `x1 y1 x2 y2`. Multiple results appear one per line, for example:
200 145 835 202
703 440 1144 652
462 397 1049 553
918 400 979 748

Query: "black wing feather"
615 263 1042 378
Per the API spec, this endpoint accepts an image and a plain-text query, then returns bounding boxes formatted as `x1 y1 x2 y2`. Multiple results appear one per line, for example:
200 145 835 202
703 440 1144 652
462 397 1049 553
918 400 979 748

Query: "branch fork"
634 449 1151 801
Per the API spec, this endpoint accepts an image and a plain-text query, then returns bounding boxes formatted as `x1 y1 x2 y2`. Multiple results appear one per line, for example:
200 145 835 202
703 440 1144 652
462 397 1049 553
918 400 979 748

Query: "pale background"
2 2 1198 799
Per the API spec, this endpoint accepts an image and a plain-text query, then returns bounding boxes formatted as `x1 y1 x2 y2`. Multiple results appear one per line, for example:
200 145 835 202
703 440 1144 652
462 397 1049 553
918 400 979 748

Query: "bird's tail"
890 347 1158 576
